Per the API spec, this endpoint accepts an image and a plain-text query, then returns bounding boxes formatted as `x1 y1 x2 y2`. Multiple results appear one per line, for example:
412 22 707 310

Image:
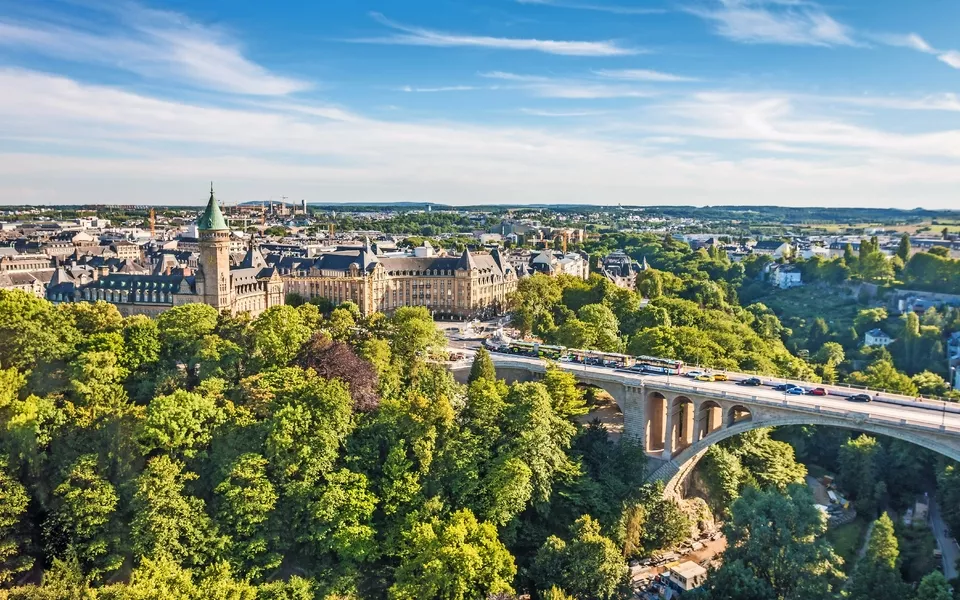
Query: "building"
770 264 802 289
666 561 707 594
864 328 894 348
752 240 792 259
528 250 590 279
284 239 517 319
599 251 644 290
49 186 285 317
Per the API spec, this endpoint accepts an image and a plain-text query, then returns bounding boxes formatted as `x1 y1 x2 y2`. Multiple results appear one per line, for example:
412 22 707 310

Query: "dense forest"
0 292 698 599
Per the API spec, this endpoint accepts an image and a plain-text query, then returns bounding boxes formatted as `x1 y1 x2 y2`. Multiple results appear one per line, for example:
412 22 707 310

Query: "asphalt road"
928 494 959 581
451 347 960 435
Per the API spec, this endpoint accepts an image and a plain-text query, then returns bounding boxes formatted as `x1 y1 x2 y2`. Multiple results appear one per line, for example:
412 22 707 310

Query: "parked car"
848 393 872 402
713 373 729 381
807 387 827 396
786 387 805 395
695 374 713 382
740 377 762 386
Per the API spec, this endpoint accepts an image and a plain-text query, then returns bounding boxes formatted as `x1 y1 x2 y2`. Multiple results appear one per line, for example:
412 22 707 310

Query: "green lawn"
827 517 869 575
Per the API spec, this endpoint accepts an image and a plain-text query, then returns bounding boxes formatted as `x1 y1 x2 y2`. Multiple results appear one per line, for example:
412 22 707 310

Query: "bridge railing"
484 355 960 435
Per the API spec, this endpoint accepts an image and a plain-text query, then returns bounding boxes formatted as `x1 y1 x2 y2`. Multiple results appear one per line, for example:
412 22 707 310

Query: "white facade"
770 264 802 289
864 328 894 347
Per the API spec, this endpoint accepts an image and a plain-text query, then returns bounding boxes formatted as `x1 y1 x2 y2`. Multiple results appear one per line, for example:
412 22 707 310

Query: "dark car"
848 393 872 402
774 383 799 391
807 387 827 396
740 377 762 386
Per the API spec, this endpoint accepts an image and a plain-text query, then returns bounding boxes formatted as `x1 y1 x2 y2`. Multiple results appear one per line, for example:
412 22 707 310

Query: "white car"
686 370 705 378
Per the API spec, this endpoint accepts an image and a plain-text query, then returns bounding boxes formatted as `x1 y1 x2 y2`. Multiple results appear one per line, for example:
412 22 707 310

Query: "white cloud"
870 32 960 71
0 7 307 95
519 108 606 116
595 68 699 82
399 85 483 92
516 0 667 15
356 12 640 56
938 50 960 69
688 0 855 46
479 71 655 98
1 68 960 208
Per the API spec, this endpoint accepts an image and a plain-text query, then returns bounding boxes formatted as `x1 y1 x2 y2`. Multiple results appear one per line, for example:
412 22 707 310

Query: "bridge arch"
646 391 667 453
727 404 752 427
697 400 723 442
670 396 695 456
651 415 960 499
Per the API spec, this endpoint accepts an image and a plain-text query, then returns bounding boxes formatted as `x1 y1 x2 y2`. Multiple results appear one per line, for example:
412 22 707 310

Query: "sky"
0 0 959 208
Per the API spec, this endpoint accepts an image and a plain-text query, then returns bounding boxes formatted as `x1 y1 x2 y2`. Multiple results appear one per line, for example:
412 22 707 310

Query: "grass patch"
827 517 869 575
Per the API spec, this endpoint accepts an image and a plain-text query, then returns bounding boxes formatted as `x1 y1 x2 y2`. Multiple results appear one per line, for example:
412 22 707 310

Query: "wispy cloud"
480 71 655 98
355 12 640 56
0 6 308 95
516 0 667 15
520 108 606 117
399 85 484 92
687 0 855 46
595 68 699 82
869 32 960 70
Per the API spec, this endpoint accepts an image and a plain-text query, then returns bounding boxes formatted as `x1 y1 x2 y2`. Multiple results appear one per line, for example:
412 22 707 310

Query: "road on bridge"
450 347 960 435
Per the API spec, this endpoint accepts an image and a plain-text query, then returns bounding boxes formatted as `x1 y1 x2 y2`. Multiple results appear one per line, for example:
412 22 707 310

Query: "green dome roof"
197 183 228 231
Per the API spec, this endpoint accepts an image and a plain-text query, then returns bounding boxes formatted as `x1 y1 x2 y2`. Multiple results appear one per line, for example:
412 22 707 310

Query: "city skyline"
1 0 959 207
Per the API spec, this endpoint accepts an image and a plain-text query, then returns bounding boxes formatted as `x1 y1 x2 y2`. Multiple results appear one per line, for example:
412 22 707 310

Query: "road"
928 494 959 580
449 347 960 436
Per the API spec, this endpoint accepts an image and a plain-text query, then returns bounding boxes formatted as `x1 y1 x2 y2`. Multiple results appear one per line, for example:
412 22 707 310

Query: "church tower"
196 183 232 312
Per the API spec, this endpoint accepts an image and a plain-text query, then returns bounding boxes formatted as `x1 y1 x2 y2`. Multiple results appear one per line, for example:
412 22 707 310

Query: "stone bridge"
473 354 960 498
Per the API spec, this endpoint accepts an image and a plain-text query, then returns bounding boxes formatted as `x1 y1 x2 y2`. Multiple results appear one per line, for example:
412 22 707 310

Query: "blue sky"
0 0 959 207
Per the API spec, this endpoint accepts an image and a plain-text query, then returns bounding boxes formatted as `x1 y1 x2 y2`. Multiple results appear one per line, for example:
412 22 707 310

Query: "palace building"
282 239 517 319
48 186 285 317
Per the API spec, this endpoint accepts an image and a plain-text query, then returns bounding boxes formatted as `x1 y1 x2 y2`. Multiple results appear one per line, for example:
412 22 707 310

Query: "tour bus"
566 349 635 369
506 341 566 359
632 355 685 375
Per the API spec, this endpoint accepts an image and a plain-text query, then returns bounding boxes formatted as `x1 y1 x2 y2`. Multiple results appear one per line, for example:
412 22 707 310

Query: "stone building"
48 186 285 317
283 239 517 318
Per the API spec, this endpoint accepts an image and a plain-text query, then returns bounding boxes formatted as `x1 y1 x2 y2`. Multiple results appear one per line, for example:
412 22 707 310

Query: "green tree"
251 306 312 369
121 314 160 372
468 348 496 384
838 434 883 515
848 514 908 600
848 360 918 396
389 509 516 600
156 303 219 361
130 455 224 567
0 459 33 584
390 307 446 366
896 233 911 262
542 363 588 420
0 290 78 372
43 455 123 580
912 371 949 396
915 570 952 600
139 390 225 458
854 307 888 335
531 515 627 600
213 453 281 579
699 559 775 600
720 485 841 600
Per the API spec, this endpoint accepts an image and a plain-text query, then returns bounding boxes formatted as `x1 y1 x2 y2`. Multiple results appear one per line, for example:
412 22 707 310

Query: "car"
774 383 799 391
807 387 827 396
695 374 713 382
848 393 872 402
686 370 704 378
712 373 729 381
740 377 762 386
786 387 805 395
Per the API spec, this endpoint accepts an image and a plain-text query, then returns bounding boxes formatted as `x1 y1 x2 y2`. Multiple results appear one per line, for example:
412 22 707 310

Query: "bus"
633 355 684 375
567 349 635 369
506 341 566 359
